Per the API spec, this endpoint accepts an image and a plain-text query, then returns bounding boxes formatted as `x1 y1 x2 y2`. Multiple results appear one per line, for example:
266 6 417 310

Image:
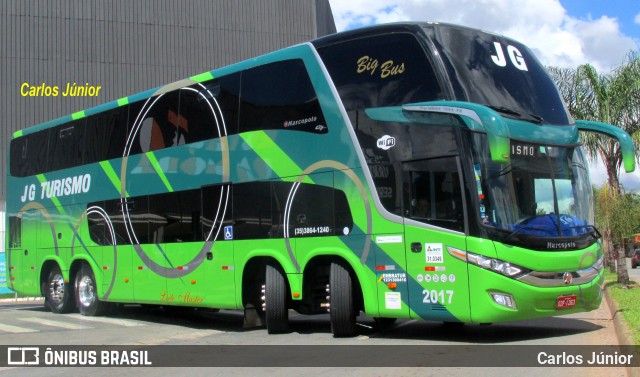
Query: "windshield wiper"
486 105 544 124
504 223 601 240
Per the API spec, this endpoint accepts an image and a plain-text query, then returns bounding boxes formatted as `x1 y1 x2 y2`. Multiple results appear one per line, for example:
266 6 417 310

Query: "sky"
327 0 640 191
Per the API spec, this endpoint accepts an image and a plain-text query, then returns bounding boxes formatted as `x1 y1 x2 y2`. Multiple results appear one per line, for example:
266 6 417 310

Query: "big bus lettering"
356 55 378 75
380 60 405 78
356 56 405 78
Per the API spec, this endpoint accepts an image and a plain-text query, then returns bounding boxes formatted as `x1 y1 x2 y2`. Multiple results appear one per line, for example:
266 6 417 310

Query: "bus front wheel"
329 260 357 337
44 265 75 313
264 263 289 334
75 264 110 316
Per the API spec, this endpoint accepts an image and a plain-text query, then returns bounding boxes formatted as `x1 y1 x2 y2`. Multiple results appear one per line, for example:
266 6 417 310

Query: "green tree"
548 53 640 194
596 186 640 284
549 53 640 284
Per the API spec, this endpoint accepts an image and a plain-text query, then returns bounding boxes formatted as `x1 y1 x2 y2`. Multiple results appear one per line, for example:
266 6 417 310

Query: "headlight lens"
467 252 528 277
490 292 517 309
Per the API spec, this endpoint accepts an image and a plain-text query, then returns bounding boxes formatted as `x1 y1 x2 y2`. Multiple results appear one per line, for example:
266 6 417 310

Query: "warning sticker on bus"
425 243 444 264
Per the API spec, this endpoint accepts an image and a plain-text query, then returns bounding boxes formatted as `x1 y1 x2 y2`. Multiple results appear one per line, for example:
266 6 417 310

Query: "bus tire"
330 260 357 337
75 264 110 316
44 265 75 314
265 263 289 334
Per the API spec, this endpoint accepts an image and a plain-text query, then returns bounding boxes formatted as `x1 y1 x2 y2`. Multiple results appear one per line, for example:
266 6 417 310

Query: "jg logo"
7 347 40 365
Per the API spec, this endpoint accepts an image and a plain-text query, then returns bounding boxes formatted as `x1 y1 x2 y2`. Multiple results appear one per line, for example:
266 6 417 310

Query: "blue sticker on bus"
224 226 233 240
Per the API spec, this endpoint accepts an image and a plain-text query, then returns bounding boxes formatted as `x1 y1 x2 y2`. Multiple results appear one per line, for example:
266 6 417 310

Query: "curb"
604 287 638 377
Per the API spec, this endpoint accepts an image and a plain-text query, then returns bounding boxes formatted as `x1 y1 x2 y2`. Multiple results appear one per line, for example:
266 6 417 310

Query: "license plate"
556 294 577 309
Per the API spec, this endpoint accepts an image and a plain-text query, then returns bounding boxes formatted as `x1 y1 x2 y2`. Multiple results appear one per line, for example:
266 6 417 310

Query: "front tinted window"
317 32 444 111
403 157 464 232
427 25 572 125
354 111 459 215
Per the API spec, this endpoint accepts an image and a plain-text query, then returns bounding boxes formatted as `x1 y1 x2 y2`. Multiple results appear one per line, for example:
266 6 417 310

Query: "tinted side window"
87 200 130 246
196 75 241 136
84 106 129 163
132 76 241 154
88 183 353 244
317 33 443 110
137 91 181 153
233 182 273 240
353 113 460 216
234 181 354 240
49 120 85 172
8 216 21 248
403 157 464 232
9 137 28 177
239 59 327 134
147 190 204 243
202 184 233 242
287 183 353 237
90 188 215 245
9 130 49 177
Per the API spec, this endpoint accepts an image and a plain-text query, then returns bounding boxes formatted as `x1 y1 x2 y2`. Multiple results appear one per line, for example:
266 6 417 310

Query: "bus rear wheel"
264 263 289 334
329 260 357 337
44 265 74 313
75 264 110 316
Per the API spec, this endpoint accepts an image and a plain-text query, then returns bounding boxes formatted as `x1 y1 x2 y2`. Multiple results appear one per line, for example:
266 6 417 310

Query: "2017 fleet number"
422 289 454 305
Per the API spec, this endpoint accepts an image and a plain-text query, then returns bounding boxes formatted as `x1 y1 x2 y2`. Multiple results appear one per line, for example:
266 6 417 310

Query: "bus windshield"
470 133 596 248
426 24 573 126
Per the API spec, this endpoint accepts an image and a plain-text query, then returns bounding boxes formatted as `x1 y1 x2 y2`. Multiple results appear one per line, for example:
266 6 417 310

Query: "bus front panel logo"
376 135 396 150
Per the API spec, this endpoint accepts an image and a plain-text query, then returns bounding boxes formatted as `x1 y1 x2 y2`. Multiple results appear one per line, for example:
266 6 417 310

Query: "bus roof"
311 21 518 48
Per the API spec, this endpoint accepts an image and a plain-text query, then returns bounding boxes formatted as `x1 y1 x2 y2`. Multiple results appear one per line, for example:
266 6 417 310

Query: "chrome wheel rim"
77 275 95 308
49 273 65 305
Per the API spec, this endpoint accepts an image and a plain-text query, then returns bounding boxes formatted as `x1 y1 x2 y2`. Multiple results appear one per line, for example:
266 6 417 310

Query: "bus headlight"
467 252 528 277
490 292 517 309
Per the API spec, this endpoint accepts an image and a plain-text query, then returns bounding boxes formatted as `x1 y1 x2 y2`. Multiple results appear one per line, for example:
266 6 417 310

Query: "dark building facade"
0 0 336 248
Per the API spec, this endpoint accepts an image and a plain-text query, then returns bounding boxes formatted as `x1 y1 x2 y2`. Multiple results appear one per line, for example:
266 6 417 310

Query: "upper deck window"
316 32 443 111
239 59 327 134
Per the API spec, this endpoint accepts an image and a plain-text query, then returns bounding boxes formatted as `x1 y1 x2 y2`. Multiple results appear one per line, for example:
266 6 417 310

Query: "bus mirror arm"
575 120 636 173
403 101 511 164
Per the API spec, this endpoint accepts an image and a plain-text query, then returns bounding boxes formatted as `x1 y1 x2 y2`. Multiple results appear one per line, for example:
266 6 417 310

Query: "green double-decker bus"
5 22 636 337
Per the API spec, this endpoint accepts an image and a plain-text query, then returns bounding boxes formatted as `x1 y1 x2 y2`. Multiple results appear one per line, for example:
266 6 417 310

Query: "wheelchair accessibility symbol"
224 226 233 240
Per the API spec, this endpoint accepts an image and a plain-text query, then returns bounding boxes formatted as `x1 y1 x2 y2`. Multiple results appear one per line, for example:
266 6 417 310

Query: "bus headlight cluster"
467 252 528 277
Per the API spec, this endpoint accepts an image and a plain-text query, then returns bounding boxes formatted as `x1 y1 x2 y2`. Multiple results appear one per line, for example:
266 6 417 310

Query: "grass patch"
604 269 640 344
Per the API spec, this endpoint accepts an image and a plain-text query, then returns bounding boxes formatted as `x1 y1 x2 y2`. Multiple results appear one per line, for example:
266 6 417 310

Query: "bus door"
13 209 39 295
402 157 471 322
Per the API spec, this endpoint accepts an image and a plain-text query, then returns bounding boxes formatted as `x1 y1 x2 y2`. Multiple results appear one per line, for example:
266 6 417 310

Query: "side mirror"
575 120 636 173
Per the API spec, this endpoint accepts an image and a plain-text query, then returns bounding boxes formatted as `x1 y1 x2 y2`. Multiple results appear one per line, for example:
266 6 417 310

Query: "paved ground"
0 259 636 376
